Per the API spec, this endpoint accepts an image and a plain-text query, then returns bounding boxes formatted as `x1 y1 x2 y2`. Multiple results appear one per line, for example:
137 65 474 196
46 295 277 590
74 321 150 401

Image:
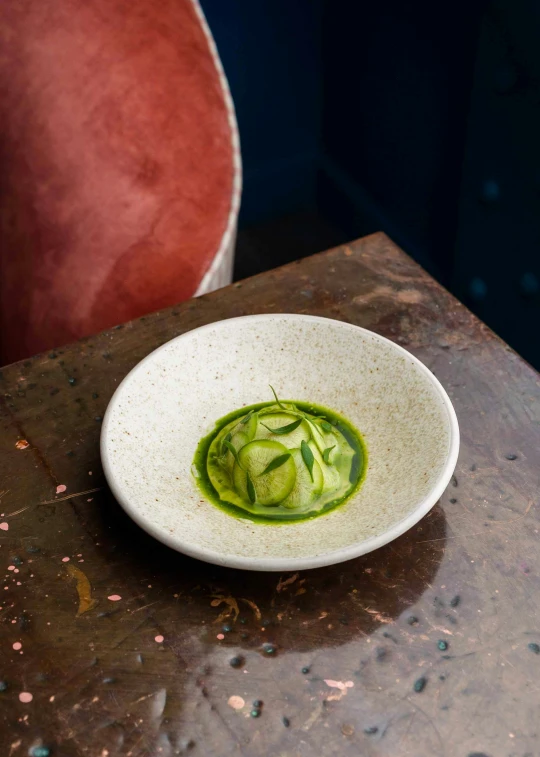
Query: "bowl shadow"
95 489 447 652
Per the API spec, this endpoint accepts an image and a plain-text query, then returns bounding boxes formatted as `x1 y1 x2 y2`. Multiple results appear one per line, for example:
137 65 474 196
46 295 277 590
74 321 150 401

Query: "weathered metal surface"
0 233 539 757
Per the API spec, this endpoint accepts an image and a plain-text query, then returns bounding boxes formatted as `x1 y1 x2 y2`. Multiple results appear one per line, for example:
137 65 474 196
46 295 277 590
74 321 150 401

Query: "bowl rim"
101 313 460 571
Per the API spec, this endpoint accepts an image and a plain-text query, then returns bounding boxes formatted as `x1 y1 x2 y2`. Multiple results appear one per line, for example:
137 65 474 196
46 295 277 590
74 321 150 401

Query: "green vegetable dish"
193 388 367 523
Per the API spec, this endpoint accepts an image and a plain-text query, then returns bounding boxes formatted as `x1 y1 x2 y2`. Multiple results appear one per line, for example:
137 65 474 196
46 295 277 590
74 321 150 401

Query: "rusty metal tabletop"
1 233 539 757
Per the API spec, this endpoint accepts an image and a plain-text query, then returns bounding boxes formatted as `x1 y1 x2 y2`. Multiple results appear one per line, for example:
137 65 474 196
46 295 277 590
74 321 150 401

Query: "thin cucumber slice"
309 441 341 494
256 412 310 449
206 438 247 510
230 410 258 450
281 448 323 509
233 440 296 505
307 418 336 456
209 413 258 472
207 418 241 476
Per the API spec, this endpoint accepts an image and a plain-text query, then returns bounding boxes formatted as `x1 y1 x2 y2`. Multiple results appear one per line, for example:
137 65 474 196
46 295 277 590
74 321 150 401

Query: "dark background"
201 0 540 369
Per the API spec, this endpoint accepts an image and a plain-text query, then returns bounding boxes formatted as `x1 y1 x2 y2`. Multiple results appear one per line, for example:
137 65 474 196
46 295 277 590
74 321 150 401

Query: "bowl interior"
101 315 457 570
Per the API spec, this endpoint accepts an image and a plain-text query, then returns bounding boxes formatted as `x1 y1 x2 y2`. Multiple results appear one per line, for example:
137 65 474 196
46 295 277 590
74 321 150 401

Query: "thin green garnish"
221 431 232 456
223 440 242 467
321 421 333 432
246 472 256 504
300 439 315 481
261 418 302 435
322 445 335 464
241 409 255 425
269 385 286 409
258 453 291 477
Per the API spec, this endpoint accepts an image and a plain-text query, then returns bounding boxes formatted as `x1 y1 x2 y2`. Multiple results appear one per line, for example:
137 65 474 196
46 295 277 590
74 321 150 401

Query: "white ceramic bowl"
101 314 459 571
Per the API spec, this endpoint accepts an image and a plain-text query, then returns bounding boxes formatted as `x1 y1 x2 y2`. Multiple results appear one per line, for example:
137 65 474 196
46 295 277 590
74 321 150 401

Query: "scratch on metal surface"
302 702 324 731
40 487 102 505
488 499 534 524
66 564 98 616
130 689 167 719
240 598 262 621
130 601 159 615
363 607 393 624
4 506 29 518
276 573 299 592
406 698 445 756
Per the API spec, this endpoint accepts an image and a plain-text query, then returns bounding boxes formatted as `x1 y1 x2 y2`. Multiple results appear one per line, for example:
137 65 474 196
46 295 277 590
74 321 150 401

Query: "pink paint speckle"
14 569 19 574
13 642 22 650
228 695 245 710
216 633 225 640
19 692 33 703
8 565 15 571
0 523 9 531
154 635 164 643
56 484 67 494
16 581 21 586
108 594 122 602
61 557 70 563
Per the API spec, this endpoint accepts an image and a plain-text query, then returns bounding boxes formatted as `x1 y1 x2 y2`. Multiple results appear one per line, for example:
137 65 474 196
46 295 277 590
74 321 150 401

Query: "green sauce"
192 397 367 524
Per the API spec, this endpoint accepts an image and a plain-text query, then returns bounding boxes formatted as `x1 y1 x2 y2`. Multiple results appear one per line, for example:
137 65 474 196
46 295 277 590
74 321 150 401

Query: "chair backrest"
0 0 241 364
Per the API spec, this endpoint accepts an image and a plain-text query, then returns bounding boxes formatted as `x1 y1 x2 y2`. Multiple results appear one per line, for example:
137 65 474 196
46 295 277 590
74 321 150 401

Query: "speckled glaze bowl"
101 314 459 571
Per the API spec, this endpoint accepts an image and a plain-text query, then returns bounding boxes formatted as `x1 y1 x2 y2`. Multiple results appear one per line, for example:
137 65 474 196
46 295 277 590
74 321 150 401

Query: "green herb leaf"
223 440 241 467
300 440 315 481
246 472 256 504
322 445 335 464
321 421 333 433
269 385 286 409
305 418 320 435
261 418 302 435
221 431 232 456
241 409 255 426
257 453 291 477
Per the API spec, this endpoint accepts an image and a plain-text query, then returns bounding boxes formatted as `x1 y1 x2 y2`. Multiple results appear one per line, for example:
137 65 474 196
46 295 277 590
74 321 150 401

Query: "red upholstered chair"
0 0 241 365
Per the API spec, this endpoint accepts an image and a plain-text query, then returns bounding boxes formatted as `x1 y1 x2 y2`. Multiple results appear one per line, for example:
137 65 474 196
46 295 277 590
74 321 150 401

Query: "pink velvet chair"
0 0 241 365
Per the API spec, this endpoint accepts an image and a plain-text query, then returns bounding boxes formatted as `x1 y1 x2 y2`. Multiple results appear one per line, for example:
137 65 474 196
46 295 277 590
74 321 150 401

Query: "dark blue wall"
201 0 324 225
201 0 540 369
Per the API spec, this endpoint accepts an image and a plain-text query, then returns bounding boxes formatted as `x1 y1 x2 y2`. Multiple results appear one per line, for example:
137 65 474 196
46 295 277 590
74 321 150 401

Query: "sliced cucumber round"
281 448 323 509
233 440 296 506
256 412 310 449
230 410 258 450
